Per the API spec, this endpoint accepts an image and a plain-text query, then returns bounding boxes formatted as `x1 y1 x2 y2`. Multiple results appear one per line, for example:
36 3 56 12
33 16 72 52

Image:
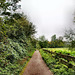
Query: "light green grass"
43 48 75 57
40 49 75 75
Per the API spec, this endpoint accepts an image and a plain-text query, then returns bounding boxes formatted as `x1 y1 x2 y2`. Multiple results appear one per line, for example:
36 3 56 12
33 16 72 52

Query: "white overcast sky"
19 0 75 41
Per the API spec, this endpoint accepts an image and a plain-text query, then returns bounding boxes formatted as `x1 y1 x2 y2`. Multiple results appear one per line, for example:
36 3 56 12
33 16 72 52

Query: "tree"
64 29 75 41
51 34 56 41
49 35 64 48
39 35 46 42
64 11 75 50
38 35 49 48
3 14 36 39
0 0 21 16
64 28 75 49
58 36 63 41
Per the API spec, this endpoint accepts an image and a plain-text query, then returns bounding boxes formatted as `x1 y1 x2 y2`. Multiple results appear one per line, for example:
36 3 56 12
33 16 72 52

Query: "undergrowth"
40 49 75 75
19 50 35 75
0 38 35 75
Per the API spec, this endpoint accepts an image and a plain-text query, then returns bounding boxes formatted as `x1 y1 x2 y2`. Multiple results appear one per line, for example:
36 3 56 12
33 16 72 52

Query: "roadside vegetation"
40 49 75 75
0 0 75 75
43 48 75 57
0 0 36 74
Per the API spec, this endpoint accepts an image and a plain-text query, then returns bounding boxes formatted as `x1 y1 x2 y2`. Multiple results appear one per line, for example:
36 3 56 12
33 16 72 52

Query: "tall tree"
51 34 56 41
3 14 36 39
64 28 75 48
39 35 46 42
38 35 49 48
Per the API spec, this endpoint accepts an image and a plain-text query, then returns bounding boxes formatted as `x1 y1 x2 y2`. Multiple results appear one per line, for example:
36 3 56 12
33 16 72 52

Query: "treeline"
37 34 75 49
37 35 65 48
0 0 36 74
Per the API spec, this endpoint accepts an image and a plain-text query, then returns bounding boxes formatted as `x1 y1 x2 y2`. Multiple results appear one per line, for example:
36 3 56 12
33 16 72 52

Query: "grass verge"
19 50 35 75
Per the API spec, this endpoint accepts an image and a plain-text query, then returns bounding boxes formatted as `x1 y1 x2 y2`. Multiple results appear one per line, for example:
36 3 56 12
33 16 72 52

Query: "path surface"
23 50 53 75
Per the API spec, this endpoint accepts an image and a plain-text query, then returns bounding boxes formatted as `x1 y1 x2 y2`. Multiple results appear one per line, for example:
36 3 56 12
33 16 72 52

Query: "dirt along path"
23 50 53 75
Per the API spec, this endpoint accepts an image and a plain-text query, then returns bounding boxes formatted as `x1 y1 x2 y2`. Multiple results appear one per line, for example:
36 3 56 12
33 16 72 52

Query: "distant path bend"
23 50 53 75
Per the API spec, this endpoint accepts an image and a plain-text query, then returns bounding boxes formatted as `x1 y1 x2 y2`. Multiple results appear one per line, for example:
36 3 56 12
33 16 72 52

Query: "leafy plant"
40 49 75 75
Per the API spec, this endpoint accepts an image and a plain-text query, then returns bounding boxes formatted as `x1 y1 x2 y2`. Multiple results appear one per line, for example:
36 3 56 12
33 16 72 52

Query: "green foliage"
40 49 75 75
3 14 36 38
30 37 37 48
38 35 64 48
39 40 49 48
0 13 36 41
0 40 25 74
0 11 36 75
0 0 21 16
0 37 36 74
44 48 75 57
36 42 41 49
49 35 64 48
0 0 36 74
51 34 56 41
38 35 49 48
64 29 75 49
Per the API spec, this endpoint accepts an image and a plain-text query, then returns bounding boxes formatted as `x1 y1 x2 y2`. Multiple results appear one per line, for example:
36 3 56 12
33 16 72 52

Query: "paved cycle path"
23 50 53 75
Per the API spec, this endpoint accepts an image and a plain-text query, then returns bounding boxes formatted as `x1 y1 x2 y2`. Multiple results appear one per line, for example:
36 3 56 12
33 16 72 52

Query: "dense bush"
0 0 36 74
0 37 36 74
40 49 75 75
0 14 36 74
